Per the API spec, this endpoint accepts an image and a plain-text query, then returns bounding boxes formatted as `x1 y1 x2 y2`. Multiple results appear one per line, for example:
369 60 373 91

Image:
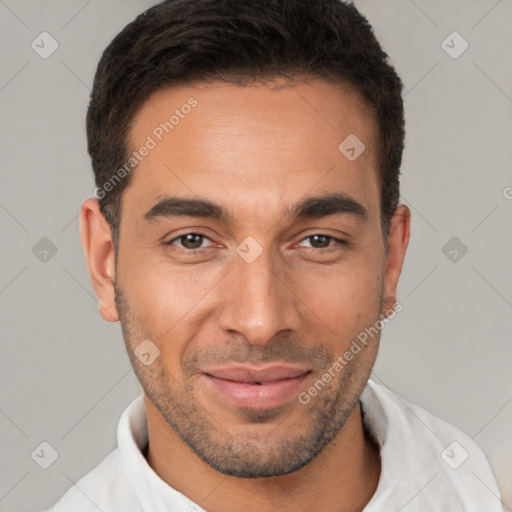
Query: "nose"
217 246 301 346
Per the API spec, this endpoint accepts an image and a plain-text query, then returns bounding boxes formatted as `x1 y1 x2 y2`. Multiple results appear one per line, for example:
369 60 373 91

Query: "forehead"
122 79 380 224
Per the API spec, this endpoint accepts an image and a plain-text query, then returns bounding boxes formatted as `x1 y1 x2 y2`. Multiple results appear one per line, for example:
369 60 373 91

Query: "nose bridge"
218 246 300 345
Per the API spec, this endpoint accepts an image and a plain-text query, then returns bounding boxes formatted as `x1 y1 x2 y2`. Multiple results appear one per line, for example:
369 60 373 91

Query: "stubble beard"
115 284 380 478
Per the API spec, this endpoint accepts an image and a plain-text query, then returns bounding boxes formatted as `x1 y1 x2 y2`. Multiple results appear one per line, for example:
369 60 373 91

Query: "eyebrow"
143 193 368 224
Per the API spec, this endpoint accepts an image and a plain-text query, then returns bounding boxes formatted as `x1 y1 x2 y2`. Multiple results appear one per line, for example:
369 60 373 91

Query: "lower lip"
204 372 311 410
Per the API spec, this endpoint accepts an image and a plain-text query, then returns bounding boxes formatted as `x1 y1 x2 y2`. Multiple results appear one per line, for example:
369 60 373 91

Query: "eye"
164 232 347 256
167 232 214 251
296 234 346 250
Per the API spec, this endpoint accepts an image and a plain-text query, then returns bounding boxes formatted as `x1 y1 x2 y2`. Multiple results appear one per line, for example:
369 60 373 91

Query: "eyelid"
165 231 347 254
167 230 215 247
294 234 347 249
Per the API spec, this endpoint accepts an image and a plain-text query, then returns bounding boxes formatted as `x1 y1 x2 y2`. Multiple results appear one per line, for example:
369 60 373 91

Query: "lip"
203 364 311 410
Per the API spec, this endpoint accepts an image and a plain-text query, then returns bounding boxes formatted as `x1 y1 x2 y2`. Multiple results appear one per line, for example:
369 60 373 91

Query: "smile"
202 364 312 410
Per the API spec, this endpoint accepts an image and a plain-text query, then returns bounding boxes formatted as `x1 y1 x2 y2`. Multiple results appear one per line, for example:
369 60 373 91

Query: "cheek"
294 260 383 336
123 252 209 323
123 263 224 362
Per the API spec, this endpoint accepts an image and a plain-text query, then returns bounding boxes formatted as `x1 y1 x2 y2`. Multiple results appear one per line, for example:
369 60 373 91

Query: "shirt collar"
118 381 386 511
117 394 207 511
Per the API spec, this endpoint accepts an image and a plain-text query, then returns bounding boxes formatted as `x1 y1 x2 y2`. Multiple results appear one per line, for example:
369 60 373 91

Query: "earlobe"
381 205 411 315
80 198 119 322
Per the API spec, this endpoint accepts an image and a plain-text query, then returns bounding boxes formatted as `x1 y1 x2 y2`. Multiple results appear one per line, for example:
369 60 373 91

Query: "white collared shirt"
43 380 503 511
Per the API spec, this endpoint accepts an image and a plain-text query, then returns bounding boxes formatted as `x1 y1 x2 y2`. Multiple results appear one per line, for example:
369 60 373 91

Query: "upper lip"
204 364 311 383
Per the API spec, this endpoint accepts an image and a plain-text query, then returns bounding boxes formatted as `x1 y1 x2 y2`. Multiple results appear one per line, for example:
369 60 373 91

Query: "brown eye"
298 234 344 249
308 235 332 248
168 233 213 250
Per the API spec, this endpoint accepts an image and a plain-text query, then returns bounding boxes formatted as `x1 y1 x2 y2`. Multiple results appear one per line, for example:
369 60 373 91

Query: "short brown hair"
87 0 405 251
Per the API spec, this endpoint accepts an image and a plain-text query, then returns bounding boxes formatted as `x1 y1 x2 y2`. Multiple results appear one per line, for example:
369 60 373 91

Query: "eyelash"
165 232 347 255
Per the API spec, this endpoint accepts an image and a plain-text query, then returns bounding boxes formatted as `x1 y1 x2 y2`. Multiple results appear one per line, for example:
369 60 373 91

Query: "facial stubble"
115 283 381 478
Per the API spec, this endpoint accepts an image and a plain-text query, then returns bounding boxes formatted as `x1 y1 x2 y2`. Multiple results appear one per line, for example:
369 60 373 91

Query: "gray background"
1 1 511 511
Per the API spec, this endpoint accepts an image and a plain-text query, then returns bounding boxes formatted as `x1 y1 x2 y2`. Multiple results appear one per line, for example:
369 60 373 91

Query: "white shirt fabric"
43 380 503 511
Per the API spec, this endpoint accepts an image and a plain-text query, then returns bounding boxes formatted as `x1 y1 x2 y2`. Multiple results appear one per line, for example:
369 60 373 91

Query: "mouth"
202 364 312 410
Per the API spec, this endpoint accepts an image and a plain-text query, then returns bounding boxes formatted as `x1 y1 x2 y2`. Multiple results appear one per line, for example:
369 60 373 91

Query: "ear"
381 204 410 315
80 198 119 322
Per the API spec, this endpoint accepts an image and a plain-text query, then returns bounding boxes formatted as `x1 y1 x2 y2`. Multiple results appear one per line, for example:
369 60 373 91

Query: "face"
85 79 409 478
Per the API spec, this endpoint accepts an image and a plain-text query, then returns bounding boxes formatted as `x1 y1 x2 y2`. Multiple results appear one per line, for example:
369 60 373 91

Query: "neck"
144 396 381 512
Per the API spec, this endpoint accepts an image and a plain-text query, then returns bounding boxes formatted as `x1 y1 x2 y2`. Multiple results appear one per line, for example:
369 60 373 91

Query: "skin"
80 79 410 512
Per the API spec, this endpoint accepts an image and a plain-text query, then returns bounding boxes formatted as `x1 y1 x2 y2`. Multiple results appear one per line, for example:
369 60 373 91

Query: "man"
45 0 502 510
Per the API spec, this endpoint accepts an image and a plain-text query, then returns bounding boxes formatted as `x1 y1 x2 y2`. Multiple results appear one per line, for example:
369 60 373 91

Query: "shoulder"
361 380 503 511
41 448 141 512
